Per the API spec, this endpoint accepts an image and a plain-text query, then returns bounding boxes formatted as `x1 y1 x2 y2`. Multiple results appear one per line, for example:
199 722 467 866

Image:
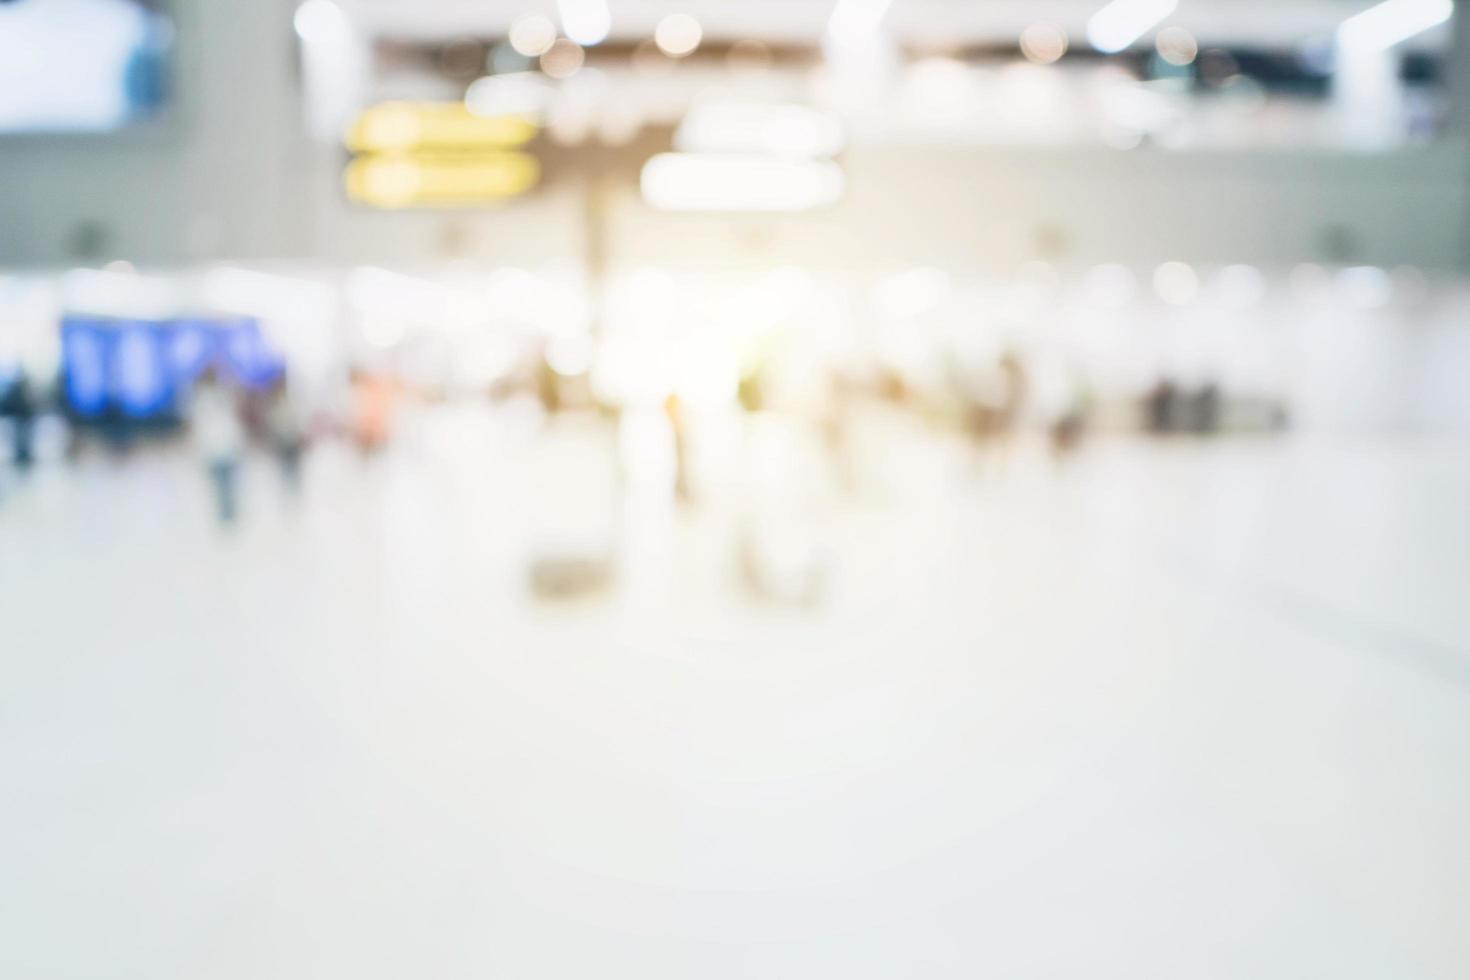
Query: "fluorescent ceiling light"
556 0 610 46
465 73 553 120
1339 0 1453 51
1086 0 1178 54
675 102 846 159
641 154 846 213
827 0 897 49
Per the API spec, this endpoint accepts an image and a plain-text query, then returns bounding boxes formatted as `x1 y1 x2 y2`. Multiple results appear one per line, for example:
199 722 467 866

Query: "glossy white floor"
1 406 1468 980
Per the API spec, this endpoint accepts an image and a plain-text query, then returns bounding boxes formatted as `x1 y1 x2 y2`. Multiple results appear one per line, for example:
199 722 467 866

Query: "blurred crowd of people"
0 362 366 525
0 324 1296 572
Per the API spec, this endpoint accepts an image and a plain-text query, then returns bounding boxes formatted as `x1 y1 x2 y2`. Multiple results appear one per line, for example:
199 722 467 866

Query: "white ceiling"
345 0 1450 49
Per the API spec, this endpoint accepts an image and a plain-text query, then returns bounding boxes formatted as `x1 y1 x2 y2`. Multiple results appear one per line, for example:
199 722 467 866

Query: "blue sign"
61 314 283 419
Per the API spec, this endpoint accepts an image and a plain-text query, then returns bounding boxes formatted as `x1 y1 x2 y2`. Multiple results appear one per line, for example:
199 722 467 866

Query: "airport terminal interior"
3 0 1470 977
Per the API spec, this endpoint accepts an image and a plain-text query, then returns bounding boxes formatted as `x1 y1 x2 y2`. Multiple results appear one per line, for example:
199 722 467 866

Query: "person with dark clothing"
1145 379 1177 434
1 371 39 469
1193 383 1222 434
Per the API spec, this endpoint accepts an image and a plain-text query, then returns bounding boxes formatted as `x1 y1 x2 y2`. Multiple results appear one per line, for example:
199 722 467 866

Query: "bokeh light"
1154 261 1200 306
1020 23 1069 65
508 14 557 58
654 13 703 59
540 38 586 80
1155 26 1199 66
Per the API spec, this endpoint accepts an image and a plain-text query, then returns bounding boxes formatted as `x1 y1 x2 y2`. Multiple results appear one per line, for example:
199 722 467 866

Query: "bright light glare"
1087 0 1178 54
295 0 366 142
1338 0 1453 51
1155 26 1198 66
508 14 558 58
625 267 678 324
827 0 896 50
641 154 846 212
294 0 347 43
872 268 951 320
557 0 611 46
904 58 978 126
654 14 703 58
1020 23 1069 65
547 334 596 376
675 102 845 159
347 267 452 331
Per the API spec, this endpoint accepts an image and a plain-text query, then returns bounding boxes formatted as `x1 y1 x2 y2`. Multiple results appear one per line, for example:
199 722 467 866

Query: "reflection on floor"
2 406 1468 980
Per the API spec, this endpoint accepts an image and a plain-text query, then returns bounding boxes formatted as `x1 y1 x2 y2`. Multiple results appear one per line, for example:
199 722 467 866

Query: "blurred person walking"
263 371 309 493
1145 378 1179 434
957 349 1029 464
192 367 246 525
997 351 1028 433
0 368 38 470
1050 380 1093 458
350 370 394 455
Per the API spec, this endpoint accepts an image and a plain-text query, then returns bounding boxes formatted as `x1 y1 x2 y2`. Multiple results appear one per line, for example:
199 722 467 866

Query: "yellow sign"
344 152 541 209
346 102 537 153
342 101 541 208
